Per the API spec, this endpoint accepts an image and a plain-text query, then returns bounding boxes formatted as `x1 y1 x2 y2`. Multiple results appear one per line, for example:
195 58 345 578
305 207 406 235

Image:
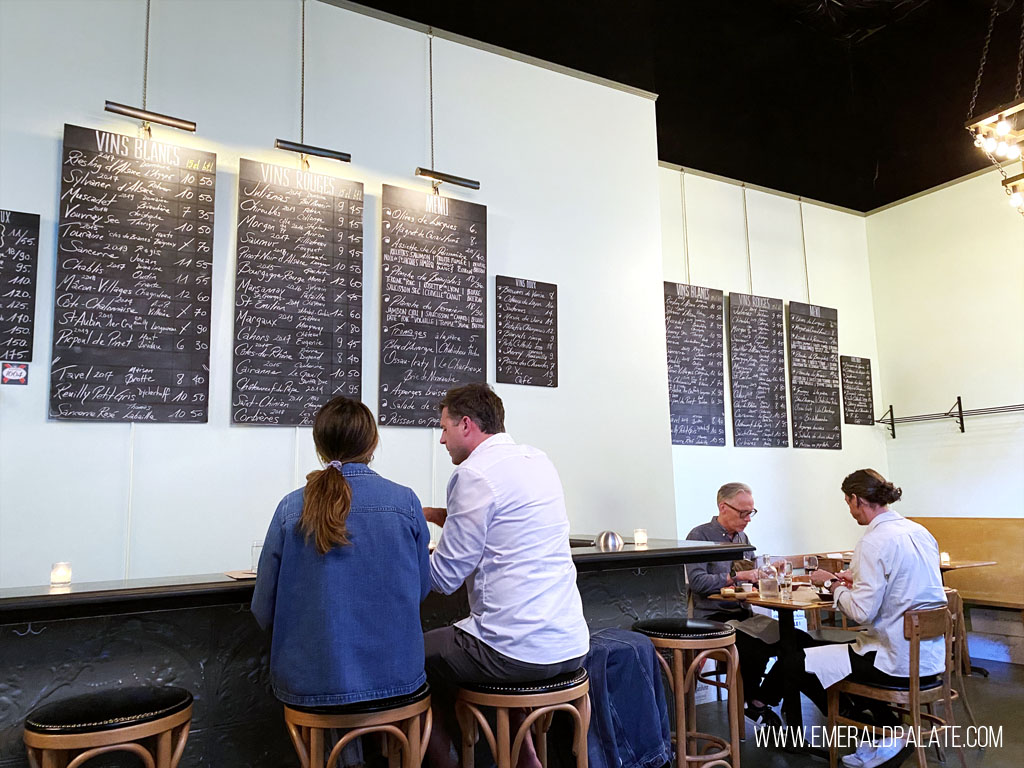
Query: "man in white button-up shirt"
422 383 589 768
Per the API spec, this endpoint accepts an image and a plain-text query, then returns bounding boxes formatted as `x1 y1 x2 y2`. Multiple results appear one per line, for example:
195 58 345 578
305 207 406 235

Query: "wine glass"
803 555 819 572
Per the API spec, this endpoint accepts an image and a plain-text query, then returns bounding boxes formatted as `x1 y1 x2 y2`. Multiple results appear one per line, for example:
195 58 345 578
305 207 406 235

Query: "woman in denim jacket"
252 396 432 706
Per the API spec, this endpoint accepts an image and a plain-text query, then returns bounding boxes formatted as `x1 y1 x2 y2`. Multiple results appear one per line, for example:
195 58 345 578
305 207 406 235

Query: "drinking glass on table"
778 560 794 599
803 555 819 573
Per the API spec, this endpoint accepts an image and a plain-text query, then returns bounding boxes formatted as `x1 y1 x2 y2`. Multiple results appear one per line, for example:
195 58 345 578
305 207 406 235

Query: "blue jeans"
584 629 672 768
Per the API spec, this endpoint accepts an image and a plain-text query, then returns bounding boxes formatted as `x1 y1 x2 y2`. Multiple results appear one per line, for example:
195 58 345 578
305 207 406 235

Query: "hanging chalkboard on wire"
840 355 874 425
728 292 788 447
496 275 556 387
0 209 40 362
49 124 216 422
379 185 486 427
664 282 725 446
788 301 841 449
231 159 363 425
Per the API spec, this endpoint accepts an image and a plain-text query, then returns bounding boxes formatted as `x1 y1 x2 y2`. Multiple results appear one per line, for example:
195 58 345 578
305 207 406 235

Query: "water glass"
779 560 794 600
251 541 264 574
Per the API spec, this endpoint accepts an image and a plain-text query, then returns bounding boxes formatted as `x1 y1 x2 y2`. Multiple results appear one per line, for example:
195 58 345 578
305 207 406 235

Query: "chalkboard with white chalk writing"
49 124 215 422
840 355 874 426
728 292 788 447
379 185 486 427
231 158 363 425
496 275 556 387
664 282 725 446
788 301 841 449
0 209 40 362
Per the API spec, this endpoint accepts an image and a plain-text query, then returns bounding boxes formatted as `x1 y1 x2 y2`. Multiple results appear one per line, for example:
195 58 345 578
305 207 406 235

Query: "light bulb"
984 136 998 152
1010 192 1024 208
996 141 1009 157
996 118 1012 136
1008 144 1022 160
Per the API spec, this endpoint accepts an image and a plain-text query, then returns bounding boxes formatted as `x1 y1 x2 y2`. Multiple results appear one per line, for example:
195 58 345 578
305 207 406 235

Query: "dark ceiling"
349 0 1024 211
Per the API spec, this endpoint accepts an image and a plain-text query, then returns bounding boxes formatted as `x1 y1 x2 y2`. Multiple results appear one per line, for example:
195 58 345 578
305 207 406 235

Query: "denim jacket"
251 464 431 706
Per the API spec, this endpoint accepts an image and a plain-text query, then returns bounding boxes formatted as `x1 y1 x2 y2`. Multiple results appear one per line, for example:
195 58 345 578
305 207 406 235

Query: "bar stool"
23 685 193 768
633 618 741 768
455 668 590 768
283 683 432 768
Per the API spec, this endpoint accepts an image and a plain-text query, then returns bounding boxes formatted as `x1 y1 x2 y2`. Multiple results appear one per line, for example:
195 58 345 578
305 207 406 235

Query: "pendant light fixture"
415 30 480 192
104 0 195 135
965 0 1024 215
275 0 351 167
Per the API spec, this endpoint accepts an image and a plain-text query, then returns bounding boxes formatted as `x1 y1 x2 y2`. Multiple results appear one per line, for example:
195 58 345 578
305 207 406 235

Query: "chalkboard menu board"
496 275 556 387
788 301 841 449
0 209 40 362
49 124 215 422
728 292 788 447
231 159 363 425
379 185 486 427
664 282 725 446
840 355 874 425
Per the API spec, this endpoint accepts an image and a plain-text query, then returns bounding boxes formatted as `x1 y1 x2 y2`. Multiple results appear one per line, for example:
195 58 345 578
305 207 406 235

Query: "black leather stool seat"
24 686 193 735
632 618 734 640
461 667 588 695
289 683 430 715
848 675 942 692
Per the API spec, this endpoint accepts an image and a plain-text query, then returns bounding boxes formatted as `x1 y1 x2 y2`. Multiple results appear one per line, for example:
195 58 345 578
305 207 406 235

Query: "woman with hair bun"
251 396 431 707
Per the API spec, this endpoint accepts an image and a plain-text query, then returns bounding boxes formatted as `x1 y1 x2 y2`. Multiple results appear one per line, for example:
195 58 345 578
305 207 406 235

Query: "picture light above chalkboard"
104 101 195 133
275 138 352 164
415 167 481 190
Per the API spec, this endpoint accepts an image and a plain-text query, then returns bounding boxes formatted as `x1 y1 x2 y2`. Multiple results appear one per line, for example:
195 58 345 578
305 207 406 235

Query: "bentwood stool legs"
633 618 741 768
455 668 590 768
283 684 432 768
23 686 193 768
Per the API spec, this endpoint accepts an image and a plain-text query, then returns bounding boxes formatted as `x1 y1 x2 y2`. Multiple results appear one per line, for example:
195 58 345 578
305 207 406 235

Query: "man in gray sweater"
685 482 780 728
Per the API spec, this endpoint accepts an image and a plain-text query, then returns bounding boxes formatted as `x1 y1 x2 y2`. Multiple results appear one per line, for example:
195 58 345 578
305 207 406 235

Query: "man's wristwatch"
824 578 838 591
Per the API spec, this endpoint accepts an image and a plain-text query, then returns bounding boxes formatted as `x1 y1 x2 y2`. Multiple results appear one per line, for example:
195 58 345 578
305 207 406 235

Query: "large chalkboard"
728 292 788 447
0 209 40 362
49 124 215 422
664 282 725 446
788 301 841 449
231 159 363 425
840 355 874 425
496 275 557 387
379 186 486 427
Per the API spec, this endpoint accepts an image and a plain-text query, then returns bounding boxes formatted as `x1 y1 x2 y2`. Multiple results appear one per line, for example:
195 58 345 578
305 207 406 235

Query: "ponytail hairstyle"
841 468 903 508
300 397 379 555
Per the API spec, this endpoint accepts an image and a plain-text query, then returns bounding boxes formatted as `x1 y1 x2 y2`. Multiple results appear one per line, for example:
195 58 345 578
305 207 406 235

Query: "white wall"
0 0 676 588
658 168 890 558
866 170 1024 519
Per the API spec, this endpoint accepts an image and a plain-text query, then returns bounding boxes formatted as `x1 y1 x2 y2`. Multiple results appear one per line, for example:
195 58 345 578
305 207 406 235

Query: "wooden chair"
826 606 966 768
283 684 431 768
455 668 590 768
944 588 978 728
634 618 742 768
23 686 192 768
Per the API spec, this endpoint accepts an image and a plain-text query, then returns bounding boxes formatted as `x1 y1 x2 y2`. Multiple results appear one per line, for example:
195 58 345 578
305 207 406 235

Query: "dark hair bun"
879 483 903 505
841 469 902 507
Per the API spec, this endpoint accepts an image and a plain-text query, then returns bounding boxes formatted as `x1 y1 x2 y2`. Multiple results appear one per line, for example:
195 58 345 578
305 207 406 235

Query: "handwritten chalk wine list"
49 124 215 422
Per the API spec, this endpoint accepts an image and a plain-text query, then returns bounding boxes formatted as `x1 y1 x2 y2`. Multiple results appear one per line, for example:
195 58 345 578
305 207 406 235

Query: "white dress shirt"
832 510 948 677
430 433 590 664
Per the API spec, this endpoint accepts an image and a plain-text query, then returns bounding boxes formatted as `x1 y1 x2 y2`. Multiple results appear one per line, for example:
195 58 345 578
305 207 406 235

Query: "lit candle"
50 562 72 586
633 528 648 546
940 552 951 566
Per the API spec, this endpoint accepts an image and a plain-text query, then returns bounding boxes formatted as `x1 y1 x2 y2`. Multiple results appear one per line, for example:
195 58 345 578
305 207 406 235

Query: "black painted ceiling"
349 0 1024 211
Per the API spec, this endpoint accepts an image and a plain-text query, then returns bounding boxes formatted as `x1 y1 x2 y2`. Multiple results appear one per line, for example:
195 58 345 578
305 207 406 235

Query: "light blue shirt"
430 433 590 664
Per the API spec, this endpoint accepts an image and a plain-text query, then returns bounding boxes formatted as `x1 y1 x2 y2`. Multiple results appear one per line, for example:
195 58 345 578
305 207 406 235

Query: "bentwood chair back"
826 605 965 768
943 588 978 727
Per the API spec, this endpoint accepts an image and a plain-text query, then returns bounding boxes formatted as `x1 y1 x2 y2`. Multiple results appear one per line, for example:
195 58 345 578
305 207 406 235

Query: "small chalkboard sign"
788 301 841 450
49 124 216 422
496 276 556 387
664 282 725 446
840 355 874 425
379 186 486 427
728 292 788 447
0 209 40 362
231 159 364 426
